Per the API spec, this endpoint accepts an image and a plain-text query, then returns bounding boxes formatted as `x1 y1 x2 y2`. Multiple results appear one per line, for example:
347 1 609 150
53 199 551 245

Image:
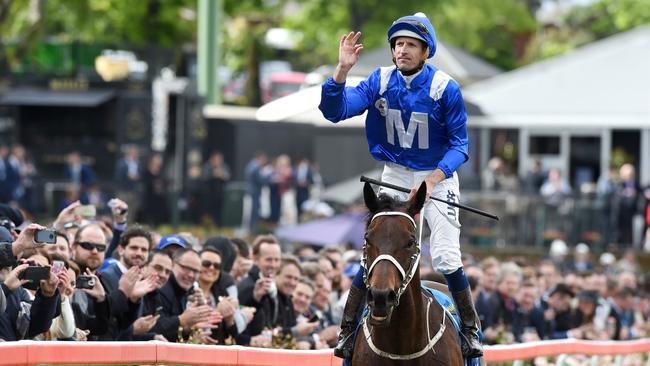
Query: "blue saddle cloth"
342 285 482 366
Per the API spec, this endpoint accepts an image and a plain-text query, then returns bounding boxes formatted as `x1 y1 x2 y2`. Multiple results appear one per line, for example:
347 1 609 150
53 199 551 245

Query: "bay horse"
350 182 464 366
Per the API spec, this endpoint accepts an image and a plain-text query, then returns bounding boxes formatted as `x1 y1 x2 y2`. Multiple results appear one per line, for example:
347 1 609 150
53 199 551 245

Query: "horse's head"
362 181 427 327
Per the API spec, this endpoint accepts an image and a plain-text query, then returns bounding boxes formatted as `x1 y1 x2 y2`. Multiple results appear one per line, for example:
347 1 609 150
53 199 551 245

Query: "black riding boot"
333 285 365 359
452 288 484 358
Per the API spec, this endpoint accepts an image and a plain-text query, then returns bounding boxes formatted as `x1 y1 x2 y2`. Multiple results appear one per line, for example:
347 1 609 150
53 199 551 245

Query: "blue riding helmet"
387 13 437 59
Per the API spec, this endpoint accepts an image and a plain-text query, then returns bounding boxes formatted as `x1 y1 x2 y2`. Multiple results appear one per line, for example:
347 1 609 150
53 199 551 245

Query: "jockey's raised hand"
334 32 363 83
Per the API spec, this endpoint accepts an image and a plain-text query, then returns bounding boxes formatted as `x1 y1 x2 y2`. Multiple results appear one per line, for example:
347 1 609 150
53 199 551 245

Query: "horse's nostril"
367 290 374 304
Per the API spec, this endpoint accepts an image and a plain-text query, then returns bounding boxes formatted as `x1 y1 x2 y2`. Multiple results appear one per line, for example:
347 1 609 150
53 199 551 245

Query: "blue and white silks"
319 64 469 178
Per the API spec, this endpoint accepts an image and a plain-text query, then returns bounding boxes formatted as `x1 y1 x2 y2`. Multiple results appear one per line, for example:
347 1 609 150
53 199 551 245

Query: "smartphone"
34 229 57 244
19 266 50 282
76 275 96 289
74 205 96 218
153 306 163 316
308 313 320 322
52 260 65 274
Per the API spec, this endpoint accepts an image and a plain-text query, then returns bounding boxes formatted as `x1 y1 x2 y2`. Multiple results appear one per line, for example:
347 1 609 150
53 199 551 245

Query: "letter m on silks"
386 111 429 149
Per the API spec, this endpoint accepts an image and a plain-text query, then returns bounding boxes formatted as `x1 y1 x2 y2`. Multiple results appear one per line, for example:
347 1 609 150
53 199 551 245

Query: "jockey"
319 13 483 359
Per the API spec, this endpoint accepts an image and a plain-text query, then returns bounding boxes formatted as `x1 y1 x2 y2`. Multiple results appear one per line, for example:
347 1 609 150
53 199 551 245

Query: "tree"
564 0 650 37
221 0 287 105
523 0 650 63
433 0 537 69
282 0 537 71
0 0 197 73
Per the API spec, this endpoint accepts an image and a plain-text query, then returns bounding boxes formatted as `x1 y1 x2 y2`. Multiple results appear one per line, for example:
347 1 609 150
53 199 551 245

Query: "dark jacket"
237 266 296 345
512 304 547 341
116 288 164 341
0 242 16 268
70 274 111 339
98 263 141 340
475 290 493 330
105 226 126 260
114 159 142 192
150 274 190 342
1 285 60 341
488 290 518 329
64 164 96 188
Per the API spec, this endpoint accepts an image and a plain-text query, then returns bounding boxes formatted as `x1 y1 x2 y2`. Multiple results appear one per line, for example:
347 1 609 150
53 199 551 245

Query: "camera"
76 275 96 289
34 229 57 244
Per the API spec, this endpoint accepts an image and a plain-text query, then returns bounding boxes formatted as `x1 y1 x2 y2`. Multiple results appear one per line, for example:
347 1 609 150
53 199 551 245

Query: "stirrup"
459 329 483 358
333 330 355 359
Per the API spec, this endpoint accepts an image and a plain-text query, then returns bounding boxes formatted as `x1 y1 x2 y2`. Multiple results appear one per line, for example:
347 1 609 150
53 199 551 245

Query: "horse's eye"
364 235 372 246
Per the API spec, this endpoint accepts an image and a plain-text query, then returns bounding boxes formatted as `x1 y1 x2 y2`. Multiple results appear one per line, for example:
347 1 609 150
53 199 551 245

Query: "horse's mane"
366 193 408 227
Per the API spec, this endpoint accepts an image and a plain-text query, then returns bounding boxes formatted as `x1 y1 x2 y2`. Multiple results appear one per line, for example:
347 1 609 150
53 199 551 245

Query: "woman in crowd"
197 247 239 344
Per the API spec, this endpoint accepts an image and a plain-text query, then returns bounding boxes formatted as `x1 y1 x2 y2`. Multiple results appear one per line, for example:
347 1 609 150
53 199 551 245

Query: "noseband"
362 211 424 305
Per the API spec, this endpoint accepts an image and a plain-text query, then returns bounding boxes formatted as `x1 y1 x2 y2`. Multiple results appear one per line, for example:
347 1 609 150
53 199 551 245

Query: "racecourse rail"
1 339 650 365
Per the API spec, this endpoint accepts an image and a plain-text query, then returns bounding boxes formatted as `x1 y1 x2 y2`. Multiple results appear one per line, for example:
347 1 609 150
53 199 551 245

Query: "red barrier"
0 339 649 365
486 339 650 362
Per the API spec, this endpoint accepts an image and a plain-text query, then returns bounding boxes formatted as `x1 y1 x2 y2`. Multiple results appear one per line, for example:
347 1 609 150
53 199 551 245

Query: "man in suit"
114 145 142 220
64 151 96 204
237 235 282 345
293 158 314 221
150 248 214 342
0 145 19 203
244 152 268 232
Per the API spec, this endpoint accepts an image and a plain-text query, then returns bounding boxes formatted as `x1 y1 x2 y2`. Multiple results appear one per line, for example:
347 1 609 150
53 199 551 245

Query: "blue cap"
344 261 361 278
388 13 437 59
158 235 187 250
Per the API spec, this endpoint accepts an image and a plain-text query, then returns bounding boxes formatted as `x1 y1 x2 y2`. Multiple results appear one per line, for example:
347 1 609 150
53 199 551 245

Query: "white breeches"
379 162 463 274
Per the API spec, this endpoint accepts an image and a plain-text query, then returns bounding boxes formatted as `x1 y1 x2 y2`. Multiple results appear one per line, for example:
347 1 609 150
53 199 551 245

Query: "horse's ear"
363 182 379 213
407 181 427 217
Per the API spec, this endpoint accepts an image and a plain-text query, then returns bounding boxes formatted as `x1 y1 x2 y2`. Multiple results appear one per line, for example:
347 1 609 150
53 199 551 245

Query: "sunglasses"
77 241 107 252
201 260 221 270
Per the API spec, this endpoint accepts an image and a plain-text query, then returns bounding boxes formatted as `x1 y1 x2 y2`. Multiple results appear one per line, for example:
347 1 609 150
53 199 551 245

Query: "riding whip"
360 175 500 221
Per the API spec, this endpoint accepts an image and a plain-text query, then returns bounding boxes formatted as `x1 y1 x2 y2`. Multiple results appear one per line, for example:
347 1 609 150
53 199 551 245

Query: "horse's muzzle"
367 288 398 326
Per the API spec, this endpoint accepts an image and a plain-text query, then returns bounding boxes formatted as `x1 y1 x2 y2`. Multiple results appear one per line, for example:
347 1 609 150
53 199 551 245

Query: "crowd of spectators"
460 249 650 345
483 157 650 249
1 193 648 351
0 145 324 231
0 199 344 348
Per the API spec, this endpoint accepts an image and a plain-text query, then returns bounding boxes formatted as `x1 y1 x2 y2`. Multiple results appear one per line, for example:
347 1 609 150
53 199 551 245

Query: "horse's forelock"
366 194 408 227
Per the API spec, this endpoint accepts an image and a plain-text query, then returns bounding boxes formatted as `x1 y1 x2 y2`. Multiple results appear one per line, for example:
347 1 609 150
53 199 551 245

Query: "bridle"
360 210 447 360
361 211 423 304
